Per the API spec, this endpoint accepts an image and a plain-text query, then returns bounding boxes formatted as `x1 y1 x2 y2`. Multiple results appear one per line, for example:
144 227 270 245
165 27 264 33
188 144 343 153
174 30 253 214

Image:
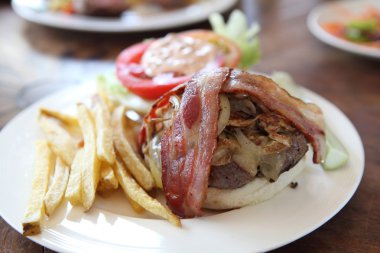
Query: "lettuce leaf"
96 73 153 115
209 9 261 69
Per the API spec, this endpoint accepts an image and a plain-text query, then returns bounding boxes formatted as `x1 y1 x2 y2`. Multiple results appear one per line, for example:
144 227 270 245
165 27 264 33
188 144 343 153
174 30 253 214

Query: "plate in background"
12 0 237 32
308 0 380 59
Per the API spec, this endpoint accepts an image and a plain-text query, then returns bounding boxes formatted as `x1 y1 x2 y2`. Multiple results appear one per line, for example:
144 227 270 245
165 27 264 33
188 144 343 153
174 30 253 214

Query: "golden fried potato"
93 96 116 165
40 107 78 127
65 148 84 206
97 162 118 196
44 157 70 216
112 106 154 191
23 140 55 236
38 114 77 166
114 157 180 227
125 193 145 214
77 103 101 211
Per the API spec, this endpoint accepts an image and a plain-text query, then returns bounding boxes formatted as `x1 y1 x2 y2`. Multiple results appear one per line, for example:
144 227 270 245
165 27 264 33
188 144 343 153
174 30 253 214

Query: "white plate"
11 0 237 32
0 82 364 253
307 0 380 59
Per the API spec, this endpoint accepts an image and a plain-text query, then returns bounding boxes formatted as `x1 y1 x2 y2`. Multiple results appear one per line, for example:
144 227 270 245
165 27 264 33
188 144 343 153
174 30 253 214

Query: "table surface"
1 0 379 252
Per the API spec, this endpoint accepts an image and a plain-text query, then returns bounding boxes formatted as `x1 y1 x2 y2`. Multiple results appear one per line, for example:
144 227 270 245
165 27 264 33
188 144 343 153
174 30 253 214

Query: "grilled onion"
232 129 260 176
217 94 230 135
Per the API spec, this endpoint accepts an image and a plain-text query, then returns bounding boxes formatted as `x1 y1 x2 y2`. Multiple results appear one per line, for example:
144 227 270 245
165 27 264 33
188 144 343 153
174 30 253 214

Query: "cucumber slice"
322 127 349 170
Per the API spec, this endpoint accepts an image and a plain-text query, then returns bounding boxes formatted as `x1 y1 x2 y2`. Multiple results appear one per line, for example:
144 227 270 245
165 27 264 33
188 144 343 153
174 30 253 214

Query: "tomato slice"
116 30 241 100
116 41 192 100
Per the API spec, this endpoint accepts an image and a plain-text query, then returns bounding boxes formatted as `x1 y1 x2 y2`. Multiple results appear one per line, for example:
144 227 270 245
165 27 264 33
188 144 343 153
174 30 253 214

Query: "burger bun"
203 157 306 210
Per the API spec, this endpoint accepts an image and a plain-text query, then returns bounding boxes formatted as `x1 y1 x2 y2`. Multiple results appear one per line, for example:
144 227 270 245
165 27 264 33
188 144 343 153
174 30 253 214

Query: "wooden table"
1 0 379 252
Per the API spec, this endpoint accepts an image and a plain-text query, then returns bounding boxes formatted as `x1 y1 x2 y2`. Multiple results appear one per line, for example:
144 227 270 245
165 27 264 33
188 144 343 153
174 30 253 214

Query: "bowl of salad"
308 0 380 58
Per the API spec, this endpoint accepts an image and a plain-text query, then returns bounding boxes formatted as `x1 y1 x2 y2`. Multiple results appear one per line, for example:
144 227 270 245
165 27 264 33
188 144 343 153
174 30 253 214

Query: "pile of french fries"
22 94 180 236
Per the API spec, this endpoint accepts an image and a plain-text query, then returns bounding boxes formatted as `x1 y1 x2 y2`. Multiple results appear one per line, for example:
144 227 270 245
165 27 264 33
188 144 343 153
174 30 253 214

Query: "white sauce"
141 34 218 77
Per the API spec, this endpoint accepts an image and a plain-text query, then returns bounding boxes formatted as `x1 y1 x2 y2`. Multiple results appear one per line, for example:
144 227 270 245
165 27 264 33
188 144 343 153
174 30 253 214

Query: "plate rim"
11 0 237 32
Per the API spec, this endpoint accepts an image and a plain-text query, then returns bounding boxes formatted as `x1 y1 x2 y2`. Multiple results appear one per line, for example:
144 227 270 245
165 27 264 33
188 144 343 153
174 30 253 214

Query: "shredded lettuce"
271 72 349 170
97 72 128 97
345 19 377 42
345 28 369 42
96 73 153 115
348 19 377 32
209 9 261 69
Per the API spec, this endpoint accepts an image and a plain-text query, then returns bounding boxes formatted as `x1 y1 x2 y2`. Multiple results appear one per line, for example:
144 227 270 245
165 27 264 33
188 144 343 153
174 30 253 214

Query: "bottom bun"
203 158 306 210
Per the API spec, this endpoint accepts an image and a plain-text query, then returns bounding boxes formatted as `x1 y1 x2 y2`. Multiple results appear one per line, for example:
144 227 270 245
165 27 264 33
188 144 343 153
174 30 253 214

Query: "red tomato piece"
116 30 241 100
116 41 192 100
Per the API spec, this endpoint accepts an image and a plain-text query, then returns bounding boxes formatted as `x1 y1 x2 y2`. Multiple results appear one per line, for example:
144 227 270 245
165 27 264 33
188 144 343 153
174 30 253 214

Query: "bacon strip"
222 69 326 163
153 68 326 217
161 69 229 217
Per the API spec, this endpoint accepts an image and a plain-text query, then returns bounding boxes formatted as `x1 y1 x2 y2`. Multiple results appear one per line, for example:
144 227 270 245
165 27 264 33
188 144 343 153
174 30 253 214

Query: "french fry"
77 103 101 211
96 87 114 113
93 96 116 165
115 157 181 227
40 107 78 127
125 193 145 214
112 106 154 191
96 82 151 115
38 114 77 166
23 140 55 236
44 157 70 216
65 148 84 206
96 162 144 213
97 159 143 212
97 162 118 196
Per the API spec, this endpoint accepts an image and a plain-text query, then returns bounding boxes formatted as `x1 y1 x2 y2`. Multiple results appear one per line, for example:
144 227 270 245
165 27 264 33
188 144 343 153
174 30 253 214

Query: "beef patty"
208 132 308 189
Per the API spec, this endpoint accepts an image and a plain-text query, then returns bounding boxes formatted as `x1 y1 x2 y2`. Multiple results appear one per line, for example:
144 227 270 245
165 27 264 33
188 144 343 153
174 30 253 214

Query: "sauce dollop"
141 34 218 77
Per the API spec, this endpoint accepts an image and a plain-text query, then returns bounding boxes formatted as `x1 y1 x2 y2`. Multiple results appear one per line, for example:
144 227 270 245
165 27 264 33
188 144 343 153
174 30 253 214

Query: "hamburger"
139 67 326 218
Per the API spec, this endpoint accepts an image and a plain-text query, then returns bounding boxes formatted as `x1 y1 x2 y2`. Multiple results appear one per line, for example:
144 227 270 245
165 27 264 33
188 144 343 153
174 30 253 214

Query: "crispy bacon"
139 84 186 147
223 70 326 163
161 69 229 217
145 68 326 217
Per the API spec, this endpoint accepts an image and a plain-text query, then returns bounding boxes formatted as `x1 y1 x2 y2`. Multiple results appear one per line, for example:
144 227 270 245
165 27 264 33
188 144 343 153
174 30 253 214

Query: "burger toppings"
116 31 240 100
209 98 309 187
141 68 326 217
114 10 261 100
